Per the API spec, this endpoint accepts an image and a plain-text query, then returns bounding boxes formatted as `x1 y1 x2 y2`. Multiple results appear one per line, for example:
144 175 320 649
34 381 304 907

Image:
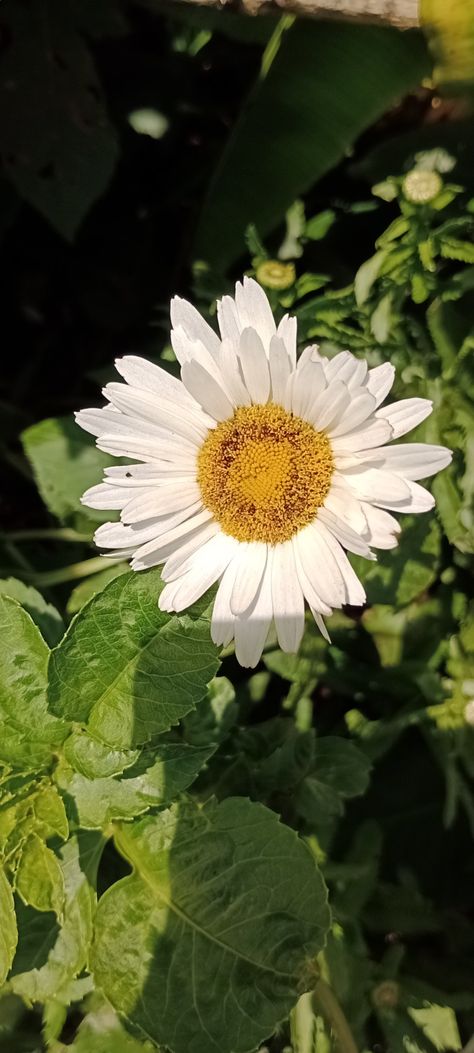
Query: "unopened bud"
372 980 400 1009
256 261 296 290
403 170 442 205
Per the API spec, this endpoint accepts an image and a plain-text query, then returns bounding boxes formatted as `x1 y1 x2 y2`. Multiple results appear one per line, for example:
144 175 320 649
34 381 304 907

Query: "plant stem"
312 980 359 1053
0 556 120 587
1 528 91 543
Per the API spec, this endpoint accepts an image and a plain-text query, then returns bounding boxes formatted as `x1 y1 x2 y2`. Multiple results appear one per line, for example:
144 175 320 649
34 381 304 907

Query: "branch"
173 0 420 28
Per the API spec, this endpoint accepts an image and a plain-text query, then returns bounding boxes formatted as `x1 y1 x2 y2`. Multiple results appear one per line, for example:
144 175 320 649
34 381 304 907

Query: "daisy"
76 278 451 667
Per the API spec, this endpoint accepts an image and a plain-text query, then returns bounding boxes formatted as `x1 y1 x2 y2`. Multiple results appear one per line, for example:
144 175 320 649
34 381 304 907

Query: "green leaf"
0 595 69 770
21 416 115 524
0 0 118 238
370 292 393 344
439 237 474 262
66 563 129 616
56 742 215 828
15 835 65 918
195 21 430 269
0 579 64 648
48 570 220 749
10 832 102 1002
67 1001 155 1052
0 867 18 985
92 798 330 1053
63 727 140 779
351 515 441 608
297 738 371 823
355 249 389 306
305 210 336 241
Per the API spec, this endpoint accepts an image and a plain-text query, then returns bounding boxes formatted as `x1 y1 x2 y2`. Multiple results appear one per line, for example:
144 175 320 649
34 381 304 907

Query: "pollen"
197 403 334 543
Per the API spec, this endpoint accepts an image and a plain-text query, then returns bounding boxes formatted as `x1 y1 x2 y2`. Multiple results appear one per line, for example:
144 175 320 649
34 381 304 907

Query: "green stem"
312 980 359 1053
0 556 119 587
2 527 91 543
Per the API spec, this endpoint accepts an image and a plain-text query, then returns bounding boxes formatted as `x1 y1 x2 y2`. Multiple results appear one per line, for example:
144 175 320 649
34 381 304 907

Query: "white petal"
295 523 346 608
376 397 432 439
211 561 238 647
307 380 351 431
104 383 210 442
324 483 368 534
131 509 214 571
293 536 332 615
97 433 198 463
217 295 241 351
159 533 238 610
292 361 326 421
340 466 411 504
238 328 271 404
395 480 435 512
220 339 251 406
94 519 171 550
360 502 400 550
310 609 331 643
328 389 376 437
235 277 276 352
159 520 221 578
82 483 137 510
104 463 196 482
115 356 195 409
366 362 395 407
375 443 452 480
331 417 392 453
269 335 292 406
170 296 221 360
317 507 374 558
230 542 268 616
234 552 274 668
121 483 201 524
276 314 297 368
272 541 305 654
181 361 234 421
324 350 368 389
312 520 365 606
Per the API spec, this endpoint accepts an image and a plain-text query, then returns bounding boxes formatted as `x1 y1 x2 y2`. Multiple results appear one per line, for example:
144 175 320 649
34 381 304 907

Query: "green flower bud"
256 261 296 290
372 980 400 1009
402 169 443 204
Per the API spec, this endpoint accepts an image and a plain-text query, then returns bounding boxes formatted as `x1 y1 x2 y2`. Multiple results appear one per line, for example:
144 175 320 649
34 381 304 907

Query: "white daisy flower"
76 278 452 668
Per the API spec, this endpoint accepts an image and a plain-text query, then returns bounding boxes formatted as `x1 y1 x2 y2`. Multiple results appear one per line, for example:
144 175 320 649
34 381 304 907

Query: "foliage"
0 3 473 1052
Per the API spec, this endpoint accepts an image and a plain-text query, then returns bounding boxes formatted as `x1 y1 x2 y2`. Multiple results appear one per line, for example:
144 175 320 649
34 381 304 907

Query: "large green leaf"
194 21 430 270
0 578 64 648
56 743 215 828
0 0 118 238
48 570 220 749
0 867 17 986
21 416 114 524
0 595 69 770
92 798 330 1053
10 832 102 1003
15 834 66 918
296 738 372 824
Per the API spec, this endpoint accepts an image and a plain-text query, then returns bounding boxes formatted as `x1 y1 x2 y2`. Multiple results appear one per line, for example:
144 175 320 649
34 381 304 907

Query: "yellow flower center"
197 403 334 543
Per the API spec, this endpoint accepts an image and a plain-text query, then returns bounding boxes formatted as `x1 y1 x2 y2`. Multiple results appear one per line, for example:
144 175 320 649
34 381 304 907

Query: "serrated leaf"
297 738 371 823
0 579 64 648
21 416 115 524
351 515 441 608
56 742 215 828
63 727 140 779
0 0 118 238
15 834 65 918
354 249 388 306
92 798 330 1053
48 570 220 749
439 238 474 262
66 563 129 616
11 832 102 1002
370 292 393 344
0 866 17 985
0 595 69 770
